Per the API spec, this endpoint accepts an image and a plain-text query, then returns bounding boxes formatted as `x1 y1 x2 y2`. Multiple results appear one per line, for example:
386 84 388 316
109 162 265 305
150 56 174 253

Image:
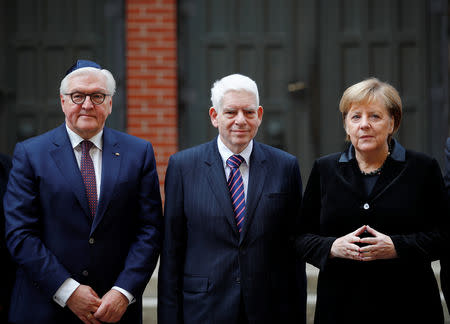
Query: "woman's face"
344 100 394 154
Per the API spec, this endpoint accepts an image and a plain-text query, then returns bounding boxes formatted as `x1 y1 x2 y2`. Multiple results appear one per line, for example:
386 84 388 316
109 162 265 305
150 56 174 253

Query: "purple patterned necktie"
227 155 246 232
81 140 97 218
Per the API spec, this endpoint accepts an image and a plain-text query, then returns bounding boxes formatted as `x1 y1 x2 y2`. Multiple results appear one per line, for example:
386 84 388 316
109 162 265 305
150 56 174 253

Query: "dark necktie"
227 155 246 232
81 140 97 218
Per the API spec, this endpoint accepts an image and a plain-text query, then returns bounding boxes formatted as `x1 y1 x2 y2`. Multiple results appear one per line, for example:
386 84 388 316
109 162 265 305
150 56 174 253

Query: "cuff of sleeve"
112 286 135 305
53 278 80 307
390 235 406 258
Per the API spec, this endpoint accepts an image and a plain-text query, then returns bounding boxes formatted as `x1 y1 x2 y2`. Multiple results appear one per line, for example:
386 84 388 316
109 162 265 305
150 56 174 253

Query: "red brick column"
126 0 178 197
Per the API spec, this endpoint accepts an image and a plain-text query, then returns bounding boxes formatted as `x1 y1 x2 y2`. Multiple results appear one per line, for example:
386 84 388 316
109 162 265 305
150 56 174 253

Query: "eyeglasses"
65 92 110 105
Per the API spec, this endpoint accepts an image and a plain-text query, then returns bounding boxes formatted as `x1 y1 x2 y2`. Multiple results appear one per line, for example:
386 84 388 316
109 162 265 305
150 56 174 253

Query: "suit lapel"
91 128 121 232
337 140 407 201
205 140 239 238
369 158 406 200
49 124 91 220
336 161 365 201
240 142 268 244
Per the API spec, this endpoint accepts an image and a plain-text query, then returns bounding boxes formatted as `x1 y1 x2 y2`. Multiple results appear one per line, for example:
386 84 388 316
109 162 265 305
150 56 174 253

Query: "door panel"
179 0 447 182
179 0 316 179
0 0 125 155
318 0 434 157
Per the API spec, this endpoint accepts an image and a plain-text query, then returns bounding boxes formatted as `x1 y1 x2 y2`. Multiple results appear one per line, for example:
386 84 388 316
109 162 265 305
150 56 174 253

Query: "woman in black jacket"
296 78 449 324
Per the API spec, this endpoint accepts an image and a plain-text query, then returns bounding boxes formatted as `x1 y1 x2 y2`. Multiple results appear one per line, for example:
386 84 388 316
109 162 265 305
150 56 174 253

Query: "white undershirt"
66 125 103 199
217 137 252 201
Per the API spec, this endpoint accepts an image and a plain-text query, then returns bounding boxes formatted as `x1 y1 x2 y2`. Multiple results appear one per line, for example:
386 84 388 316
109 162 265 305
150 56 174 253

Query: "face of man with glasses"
60 72 112 139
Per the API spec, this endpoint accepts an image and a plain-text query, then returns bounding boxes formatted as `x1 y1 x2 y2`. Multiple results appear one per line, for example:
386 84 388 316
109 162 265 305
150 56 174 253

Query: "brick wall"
126 0 178 197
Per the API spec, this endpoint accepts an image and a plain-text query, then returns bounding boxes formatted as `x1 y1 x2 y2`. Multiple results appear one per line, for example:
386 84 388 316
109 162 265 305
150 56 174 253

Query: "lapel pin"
114 152 120 156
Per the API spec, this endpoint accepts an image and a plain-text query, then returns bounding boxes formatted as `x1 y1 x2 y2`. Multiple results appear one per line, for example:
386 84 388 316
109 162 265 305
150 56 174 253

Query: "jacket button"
89 238 95 244
82 270 89 277
363 203 370 210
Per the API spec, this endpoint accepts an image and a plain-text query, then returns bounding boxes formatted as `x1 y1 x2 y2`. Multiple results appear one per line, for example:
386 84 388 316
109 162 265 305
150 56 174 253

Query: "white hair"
59 67 116 96
210 74 259 111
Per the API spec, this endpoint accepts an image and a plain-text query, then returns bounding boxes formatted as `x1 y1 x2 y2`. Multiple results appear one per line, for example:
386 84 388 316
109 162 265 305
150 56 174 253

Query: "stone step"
142 261 450 324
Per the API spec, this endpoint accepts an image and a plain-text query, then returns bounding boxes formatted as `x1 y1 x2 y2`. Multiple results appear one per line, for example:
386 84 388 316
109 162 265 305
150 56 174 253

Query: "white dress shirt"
217 136 253 201
52 126 134 307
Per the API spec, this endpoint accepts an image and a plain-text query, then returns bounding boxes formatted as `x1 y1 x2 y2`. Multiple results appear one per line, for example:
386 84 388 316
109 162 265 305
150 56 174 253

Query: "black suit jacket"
0 153 12 322
445 137 450 198
295 140 448 324
441 137 450 305
158 138 306 324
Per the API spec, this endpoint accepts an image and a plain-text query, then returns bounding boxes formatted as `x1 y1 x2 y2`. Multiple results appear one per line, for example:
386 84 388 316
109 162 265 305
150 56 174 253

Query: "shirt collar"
339 138 405 163
65 124 103 150
217 136 253 167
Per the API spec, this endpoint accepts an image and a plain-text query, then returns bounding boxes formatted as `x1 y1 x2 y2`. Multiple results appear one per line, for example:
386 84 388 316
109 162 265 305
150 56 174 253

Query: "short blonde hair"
339 78 402 142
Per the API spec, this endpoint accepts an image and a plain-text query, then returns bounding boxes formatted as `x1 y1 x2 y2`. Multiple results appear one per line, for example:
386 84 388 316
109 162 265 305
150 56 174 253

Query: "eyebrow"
69 89 107 94
223 106 257 110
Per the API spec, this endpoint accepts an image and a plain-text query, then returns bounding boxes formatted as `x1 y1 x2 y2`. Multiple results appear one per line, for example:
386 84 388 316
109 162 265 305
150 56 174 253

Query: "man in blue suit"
158 74 306 324
4 60 163 324
0 153 13 323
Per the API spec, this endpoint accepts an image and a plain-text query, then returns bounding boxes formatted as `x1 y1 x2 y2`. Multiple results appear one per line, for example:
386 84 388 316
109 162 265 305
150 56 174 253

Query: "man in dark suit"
0 153 13 323
4 60 163 324
158 74 306 324
442 137 450 305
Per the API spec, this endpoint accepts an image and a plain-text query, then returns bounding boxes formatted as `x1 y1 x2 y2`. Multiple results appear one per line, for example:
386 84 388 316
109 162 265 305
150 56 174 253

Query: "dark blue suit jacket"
0 153 13 322
4 124 163 324
158 138 306 324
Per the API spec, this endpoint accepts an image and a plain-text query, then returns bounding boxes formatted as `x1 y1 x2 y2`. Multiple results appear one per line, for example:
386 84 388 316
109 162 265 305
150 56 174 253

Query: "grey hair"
210 74 259 111
59 67 116 96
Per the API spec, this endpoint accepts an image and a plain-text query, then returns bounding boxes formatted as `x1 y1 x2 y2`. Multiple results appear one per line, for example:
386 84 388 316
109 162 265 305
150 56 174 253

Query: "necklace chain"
359 151 390 176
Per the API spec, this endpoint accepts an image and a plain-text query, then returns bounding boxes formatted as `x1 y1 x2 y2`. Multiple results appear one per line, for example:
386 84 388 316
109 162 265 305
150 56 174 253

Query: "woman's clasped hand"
330 225 397 261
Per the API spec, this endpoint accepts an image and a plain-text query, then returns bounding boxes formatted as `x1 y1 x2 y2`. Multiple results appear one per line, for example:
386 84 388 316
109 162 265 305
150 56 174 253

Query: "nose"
234 110 246 124
360 115 370 129
81 95 95 109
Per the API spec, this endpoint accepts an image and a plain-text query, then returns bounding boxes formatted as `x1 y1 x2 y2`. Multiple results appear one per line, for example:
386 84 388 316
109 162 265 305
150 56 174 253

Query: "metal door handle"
287 81 306 92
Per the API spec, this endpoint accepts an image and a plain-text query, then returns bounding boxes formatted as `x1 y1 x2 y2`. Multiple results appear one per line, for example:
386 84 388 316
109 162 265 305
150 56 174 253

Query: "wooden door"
0 0 126 155
178 0 317 179
318 0 448 164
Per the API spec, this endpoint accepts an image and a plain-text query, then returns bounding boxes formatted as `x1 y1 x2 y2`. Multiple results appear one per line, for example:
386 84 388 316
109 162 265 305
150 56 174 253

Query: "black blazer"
295 140 449 324
158 138 306 324
445 137 450 197
441 137 450 305
0 153 12 322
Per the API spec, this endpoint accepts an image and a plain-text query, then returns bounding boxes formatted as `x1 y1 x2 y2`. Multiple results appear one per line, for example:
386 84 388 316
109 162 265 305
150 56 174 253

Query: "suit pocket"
183 275 209 293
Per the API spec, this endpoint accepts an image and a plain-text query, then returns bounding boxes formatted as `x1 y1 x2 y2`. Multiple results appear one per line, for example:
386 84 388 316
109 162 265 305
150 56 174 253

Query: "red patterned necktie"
227 155 246 232
81 140 97 218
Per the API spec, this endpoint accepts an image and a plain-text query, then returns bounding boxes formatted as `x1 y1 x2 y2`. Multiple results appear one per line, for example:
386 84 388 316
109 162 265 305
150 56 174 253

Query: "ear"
108 97 113 115
388 115 394 134
60 94 66 111
257 106 263 125
209 107 219 128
